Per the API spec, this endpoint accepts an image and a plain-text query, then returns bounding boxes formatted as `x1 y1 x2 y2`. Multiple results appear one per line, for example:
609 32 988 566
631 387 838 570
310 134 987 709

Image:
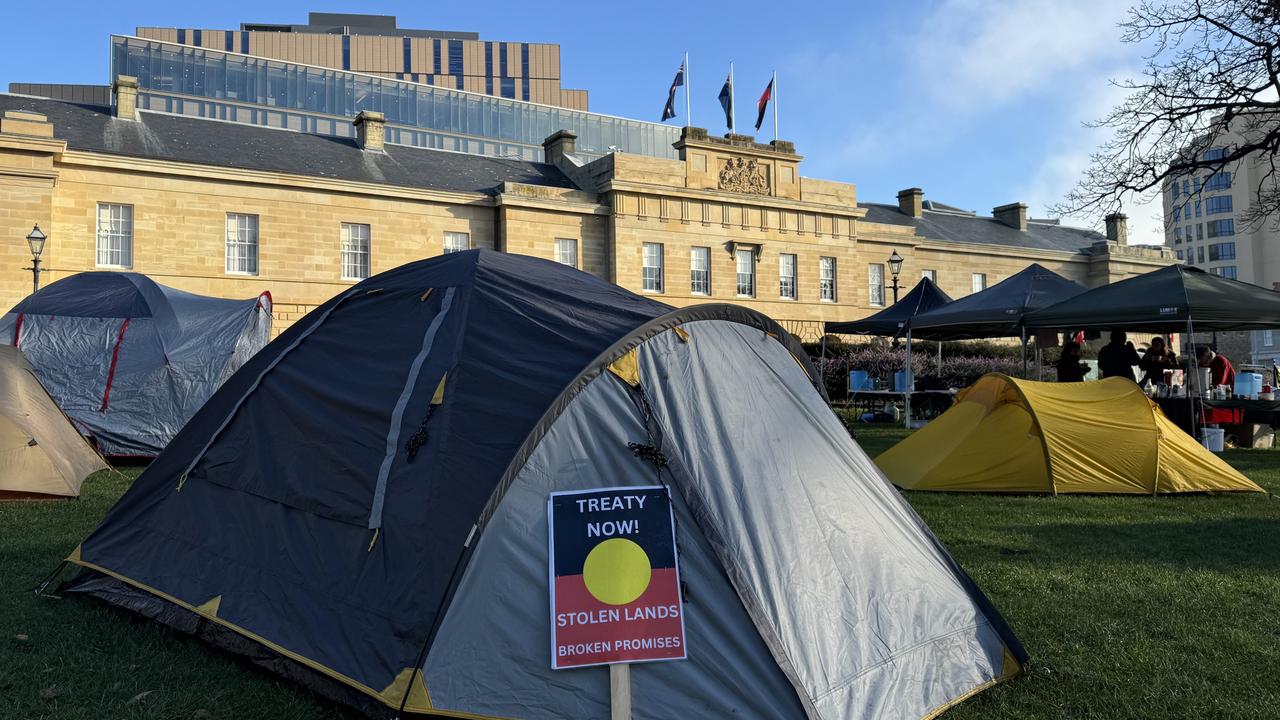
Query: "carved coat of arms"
718 157 770 195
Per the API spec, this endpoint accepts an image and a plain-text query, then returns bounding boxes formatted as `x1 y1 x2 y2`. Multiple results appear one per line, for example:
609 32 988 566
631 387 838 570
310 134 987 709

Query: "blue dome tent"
58 250 1025 719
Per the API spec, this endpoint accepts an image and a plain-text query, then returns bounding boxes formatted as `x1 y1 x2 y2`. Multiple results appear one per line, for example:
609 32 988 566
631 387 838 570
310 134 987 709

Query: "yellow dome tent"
876 374 1263 494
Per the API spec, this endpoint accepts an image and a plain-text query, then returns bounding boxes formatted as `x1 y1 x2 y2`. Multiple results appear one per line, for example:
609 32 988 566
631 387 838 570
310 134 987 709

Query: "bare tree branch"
1054 0 1280 232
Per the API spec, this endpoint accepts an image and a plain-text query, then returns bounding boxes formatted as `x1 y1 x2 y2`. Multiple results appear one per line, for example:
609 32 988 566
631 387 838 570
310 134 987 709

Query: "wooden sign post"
547 486 687 716
610 663 631 720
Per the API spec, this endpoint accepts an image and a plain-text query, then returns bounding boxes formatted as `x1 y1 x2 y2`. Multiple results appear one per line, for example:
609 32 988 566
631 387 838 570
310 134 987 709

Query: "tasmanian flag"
755 77 774 131
661 62 685 121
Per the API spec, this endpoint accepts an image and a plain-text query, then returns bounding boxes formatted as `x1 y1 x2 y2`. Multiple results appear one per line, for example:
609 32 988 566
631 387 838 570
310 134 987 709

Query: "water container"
849 370 869 392
1235 377 1253 398
1252 373 1264 396
1201 427 1225 452
894 370 910 393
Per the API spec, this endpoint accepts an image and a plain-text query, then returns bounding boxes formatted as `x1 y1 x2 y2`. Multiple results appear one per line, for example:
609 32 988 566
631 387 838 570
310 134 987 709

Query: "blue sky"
0 0 1162 243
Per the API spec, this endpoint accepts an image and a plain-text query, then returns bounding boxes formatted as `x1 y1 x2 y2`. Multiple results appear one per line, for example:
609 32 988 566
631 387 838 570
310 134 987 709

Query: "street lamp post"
25 224 47 294
887 249 904 304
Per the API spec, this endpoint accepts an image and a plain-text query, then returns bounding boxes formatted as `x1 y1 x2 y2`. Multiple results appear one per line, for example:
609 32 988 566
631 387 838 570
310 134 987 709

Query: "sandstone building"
0 82 1172 341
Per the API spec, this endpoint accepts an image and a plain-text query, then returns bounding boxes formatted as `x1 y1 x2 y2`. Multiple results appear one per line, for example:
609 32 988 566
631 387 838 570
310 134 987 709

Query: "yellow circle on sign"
582 538 652 606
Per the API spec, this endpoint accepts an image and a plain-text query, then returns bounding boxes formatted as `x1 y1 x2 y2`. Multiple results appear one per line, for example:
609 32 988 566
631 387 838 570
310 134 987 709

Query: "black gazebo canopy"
825 277 953 337
909 263 1087 340
1025 264 1280 332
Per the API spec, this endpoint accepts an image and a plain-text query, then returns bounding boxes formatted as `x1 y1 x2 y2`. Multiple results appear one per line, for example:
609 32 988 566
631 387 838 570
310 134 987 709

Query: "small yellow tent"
876 374 1263 494
0 346 108 499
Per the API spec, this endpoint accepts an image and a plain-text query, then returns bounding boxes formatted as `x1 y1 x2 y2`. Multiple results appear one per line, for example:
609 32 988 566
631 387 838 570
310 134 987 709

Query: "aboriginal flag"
548 486 686 668
755 77 774 131
662 62 685 121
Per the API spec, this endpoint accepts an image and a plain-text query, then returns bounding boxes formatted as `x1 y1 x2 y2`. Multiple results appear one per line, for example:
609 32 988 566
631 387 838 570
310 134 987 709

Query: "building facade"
134 12 589 110
0 80 1173 342
1161 118 1280 365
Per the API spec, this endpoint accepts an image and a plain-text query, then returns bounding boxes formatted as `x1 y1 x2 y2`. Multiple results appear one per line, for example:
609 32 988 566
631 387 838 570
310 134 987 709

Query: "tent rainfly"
58 250 1026 720
824 277 953 337
909 263 1087 340
0 272 272 457
876 374 1264 494
0 346 108 499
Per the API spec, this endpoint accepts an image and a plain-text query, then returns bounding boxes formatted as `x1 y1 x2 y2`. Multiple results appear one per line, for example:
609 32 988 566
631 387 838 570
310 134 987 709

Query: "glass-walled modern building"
110 35 681 161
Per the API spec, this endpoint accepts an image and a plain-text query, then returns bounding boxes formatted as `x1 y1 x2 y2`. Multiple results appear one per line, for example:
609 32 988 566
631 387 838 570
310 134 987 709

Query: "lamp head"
26 225 47 259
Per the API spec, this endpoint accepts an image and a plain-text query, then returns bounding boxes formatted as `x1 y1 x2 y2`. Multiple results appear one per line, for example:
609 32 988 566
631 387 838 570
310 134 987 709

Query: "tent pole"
904 328 913 429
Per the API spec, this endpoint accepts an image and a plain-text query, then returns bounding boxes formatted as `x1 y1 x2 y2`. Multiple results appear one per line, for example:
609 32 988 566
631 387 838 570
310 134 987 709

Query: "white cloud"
821 0 1135 168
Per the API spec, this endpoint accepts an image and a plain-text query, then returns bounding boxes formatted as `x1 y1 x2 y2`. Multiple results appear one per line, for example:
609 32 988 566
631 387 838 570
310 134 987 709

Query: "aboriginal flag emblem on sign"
548 486 687 669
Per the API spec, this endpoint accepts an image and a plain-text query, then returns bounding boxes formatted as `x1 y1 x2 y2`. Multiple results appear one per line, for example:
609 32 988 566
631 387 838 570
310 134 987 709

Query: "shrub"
812 343 1056 397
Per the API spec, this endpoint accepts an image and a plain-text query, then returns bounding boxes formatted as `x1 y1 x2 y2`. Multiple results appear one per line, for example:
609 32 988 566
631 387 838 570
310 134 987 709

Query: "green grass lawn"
2 434 1278 719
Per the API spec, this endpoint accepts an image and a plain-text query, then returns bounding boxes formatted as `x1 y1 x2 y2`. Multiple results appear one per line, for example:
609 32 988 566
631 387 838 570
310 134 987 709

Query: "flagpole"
685 52 692 127
729 61 736 133
772 70 779 142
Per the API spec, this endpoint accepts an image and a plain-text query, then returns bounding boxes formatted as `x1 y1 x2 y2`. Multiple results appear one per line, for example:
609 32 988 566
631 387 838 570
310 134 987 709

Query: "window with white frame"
340 223 371 280
921 269 937 283
868 263 884 306
1264 329 1274 347
820 257 837 302
971 273 987 293
96 203 133 268
779 253 797 300
225 213 259 275
642 242 664 292
443 231 471 254
690 246 711 295
555 238 578 268
735 249 755 297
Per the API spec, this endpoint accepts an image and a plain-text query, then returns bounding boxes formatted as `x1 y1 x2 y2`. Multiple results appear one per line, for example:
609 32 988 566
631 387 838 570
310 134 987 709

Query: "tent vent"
607 349 641 387
628 442 668 470
673 326 690 343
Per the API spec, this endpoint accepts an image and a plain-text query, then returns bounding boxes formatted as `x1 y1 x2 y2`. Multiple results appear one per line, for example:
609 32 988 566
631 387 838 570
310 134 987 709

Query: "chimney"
354 110 386 151
897 188 923 218
113 75 139 121
542 130 577 164
1105 212 1129 245
993 202 1028 231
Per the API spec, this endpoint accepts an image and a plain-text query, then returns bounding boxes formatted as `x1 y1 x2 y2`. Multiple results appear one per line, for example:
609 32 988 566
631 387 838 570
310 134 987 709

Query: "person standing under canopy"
1057 341 1089 382
1196 345 1236 388
1097 330 1142 382
1138 336 1178 387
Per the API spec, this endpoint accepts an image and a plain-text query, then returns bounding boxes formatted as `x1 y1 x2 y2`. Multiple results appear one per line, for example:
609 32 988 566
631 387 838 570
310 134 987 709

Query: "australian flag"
662 61 685 121
718 72 734 131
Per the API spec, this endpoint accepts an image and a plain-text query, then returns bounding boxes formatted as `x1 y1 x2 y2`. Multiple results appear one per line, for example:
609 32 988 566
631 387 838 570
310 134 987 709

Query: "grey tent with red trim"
0 272 271 456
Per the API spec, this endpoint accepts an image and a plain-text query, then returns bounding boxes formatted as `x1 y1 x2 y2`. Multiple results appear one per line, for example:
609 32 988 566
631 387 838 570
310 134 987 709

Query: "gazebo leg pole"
905 328 913 429
1186 318 1198 441
1021 327 1028 378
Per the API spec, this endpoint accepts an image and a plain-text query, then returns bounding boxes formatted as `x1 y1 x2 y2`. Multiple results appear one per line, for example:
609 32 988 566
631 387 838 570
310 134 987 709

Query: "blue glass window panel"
448 40 464 75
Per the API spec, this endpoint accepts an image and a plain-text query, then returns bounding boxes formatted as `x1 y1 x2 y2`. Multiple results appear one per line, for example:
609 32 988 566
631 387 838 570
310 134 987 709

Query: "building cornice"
0 134 67 155
604 180 867 218
56 149 498 207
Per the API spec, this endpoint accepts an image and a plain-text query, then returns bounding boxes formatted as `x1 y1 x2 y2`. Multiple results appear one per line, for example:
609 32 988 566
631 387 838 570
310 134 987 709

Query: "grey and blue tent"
1 272 271 456
60 250 1025 719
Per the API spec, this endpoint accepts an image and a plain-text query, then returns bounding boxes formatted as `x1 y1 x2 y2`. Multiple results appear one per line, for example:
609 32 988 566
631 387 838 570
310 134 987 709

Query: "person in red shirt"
1196 345 1236 387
